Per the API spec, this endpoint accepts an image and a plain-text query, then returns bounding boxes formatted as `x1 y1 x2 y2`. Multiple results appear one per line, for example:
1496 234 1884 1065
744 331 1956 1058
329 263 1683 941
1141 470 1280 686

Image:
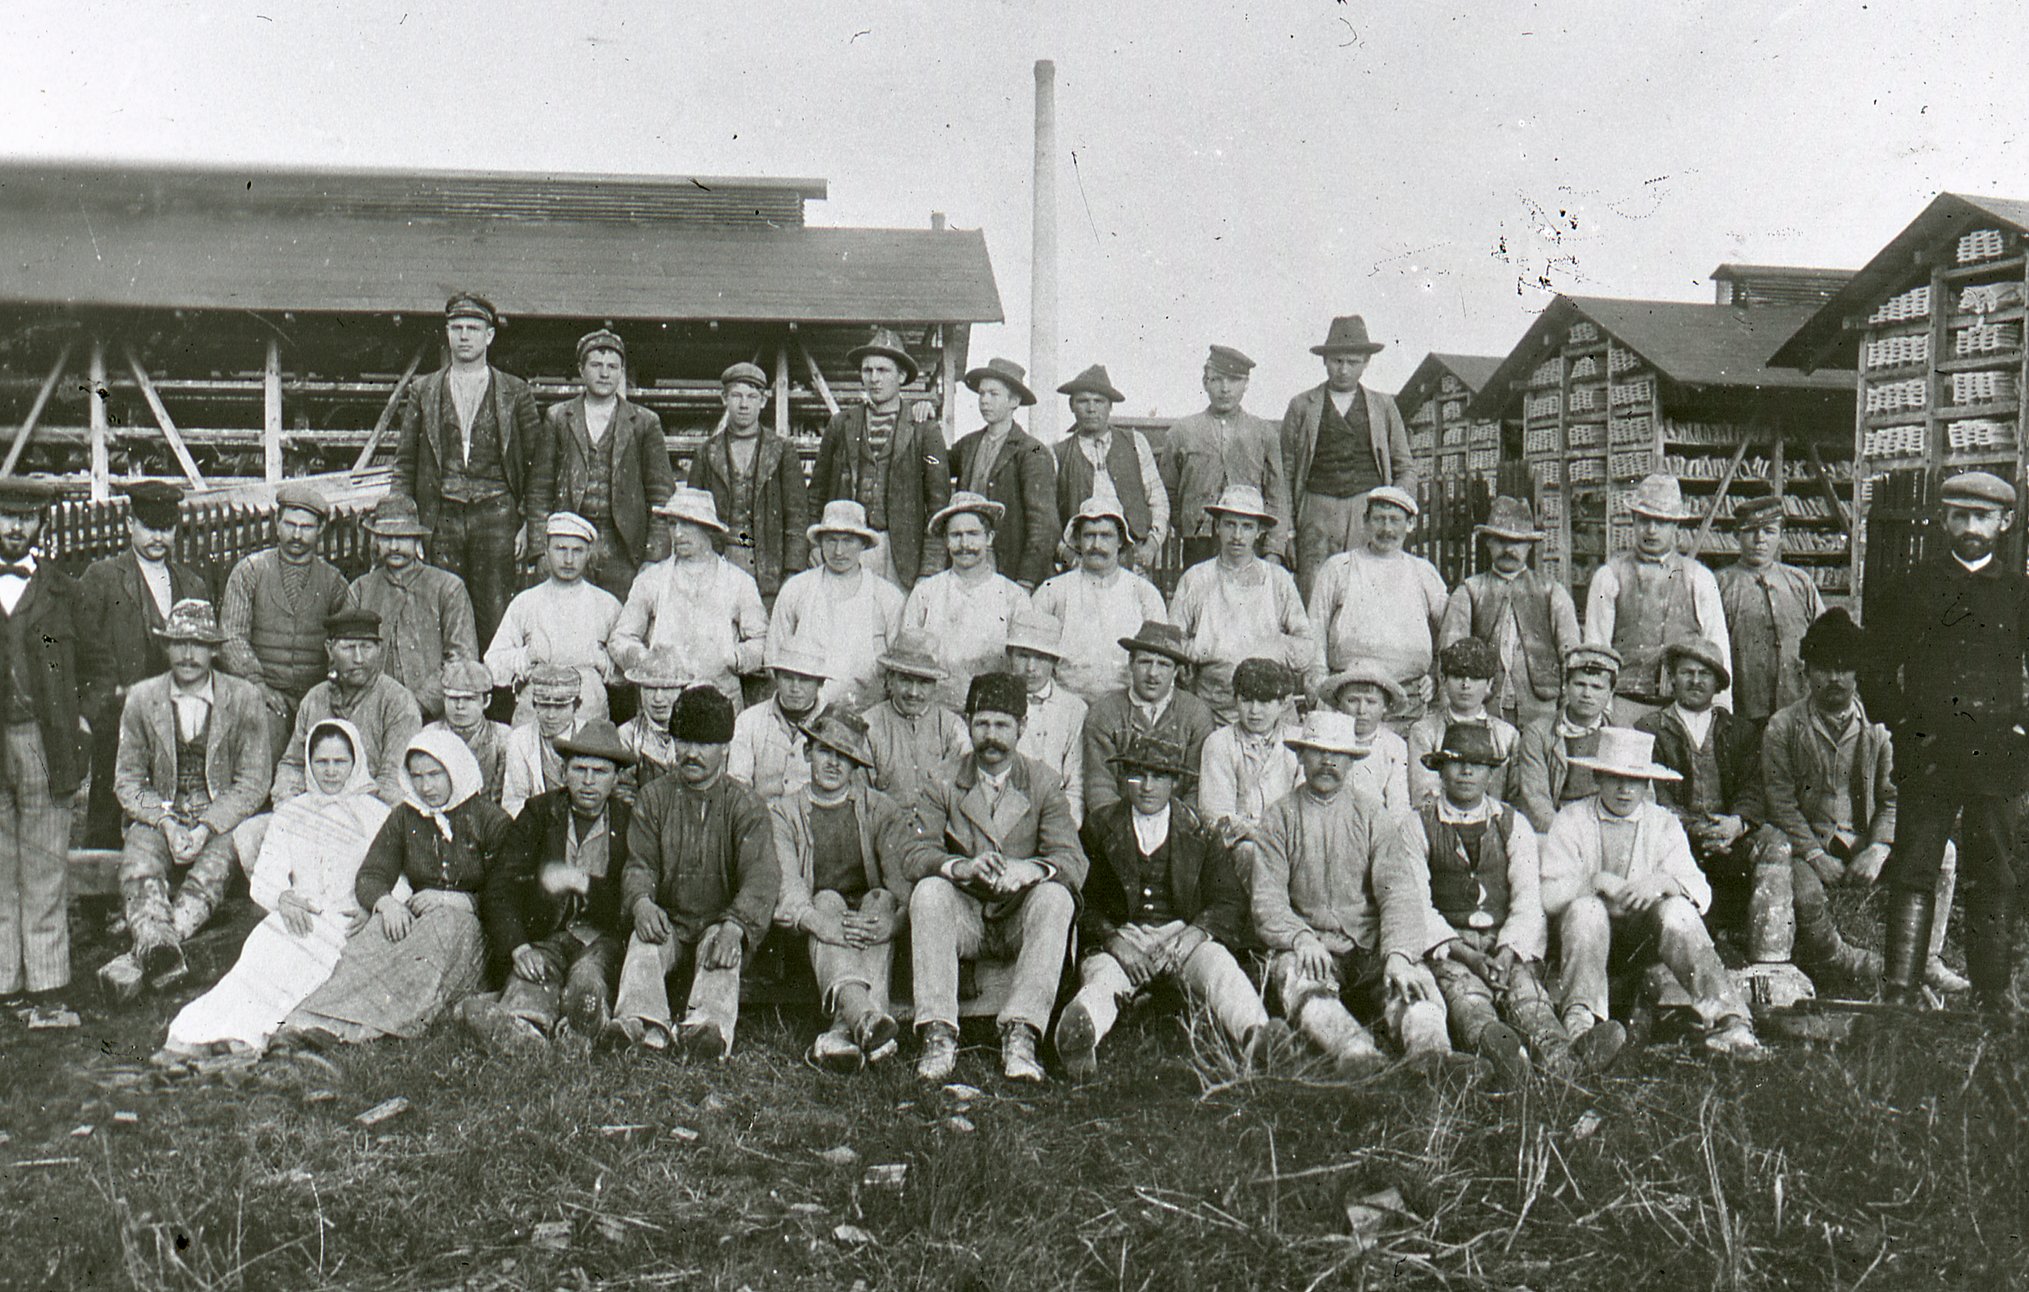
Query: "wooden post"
795 336 840 417
123 347 208 489
0 341 72 477
351 344 427 472
263 338 284 484
939 323 965 445
774 340 791 441
1805 440 1852 531
1691 437 1753 556
88 339 109 501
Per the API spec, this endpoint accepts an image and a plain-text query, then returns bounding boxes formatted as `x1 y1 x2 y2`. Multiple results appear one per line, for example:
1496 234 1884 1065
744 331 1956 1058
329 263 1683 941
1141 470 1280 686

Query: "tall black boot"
1962 888 2016 1014
1881 888 1934 1007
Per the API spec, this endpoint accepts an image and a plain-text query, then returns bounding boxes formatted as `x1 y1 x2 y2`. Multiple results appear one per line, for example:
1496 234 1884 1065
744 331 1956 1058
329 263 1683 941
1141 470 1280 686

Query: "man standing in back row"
541 329 676 602
393 292 553 645
1159 345 1292 569
810 328 950 590
1280 316 1418 597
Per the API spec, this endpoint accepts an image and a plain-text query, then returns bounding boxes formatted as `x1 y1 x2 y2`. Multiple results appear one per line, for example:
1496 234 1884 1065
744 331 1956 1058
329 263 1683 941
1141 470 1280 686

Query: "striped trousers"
0 722 73 993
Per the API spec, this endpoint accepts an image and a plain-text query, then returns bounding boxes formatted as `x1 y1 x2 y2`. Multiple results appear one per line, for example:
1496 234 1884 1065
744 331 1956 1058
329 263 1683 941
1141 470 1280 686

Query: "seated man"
1761 610 1965 996
1635 637 1783 933
102 600 274 999
272 608 423 806
610 686 779 1058
1252 711 1451 1071
1197 657 1303 846
616 648 684 798
1081 620 1217 821
728 639 828 802
1511 646 1620 834
425 660 510 805
1399 725 1598 1080
1538 728 1761 1057
908 673 1085 1084
1319 663 1410 814
1406 637 1519 809
462 720 636 1050
771 706 939 1071
485 511 622 724
503 665 584 817
1054 733 1277 1080
862 632 970 825
1005 606 1086 826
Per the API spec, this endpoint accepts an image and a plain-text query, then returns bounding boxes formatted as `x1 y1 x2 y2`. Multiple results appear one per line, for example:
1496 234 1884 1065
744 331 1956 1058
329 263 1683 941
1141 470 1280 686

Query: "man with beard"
770 501 907 711
392 292 553 645
1168 484 1318 721
901 492 1029 710
1082 620 1218 821
1439 496 1580 731
1715 495 1824 752
270 609 422 807
611 686 779 1058
76 480 210 847
1158 345 1293 569
949 358 1057 591
486 511 623 724
908 672 1085 1084
1865 471 2029 1012
609 488 768 708
346 494 479 722
1051 365 1169 570
1583 473 1730 724
1031 495 1169 703
219 482 350 760
540 329 675 602
809 329 950 589
1308 486 1448 730
0 477 87 1019
729 640 828 803
686 362 809 607
861 633 970 826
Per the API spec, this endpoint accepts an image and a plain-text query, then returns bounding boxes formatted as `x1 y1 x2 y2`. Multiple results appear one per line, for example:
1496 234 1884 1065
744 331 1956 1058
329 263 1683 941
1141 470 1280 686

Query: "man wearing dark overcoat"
686 362 810 605
76 480 211 847
949 357 1057 591
809 329 950 590
541 329 675 602
392 292 554 645
1865 471 2029 1011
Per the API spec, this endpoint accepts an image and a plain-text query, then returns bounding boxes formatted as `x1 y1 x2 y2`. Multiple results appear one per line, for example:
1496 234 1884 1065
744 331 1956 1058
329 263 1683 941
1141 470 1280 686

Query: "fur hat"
671 684 735 744
1799 608 1865 672
1438 636 1500 681
965 671 1029 723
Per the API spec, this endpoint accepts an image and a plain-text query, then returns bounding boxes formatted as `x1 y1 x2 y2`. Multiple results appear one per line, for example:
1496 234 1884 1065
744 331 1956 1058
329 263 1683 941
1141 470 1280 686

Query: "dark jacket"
355 796 519 974
1864 553 2029 791
686 426 811 597
1080 688 1219 820
810 404 950 588
1280 382 1418 503
1760 697 1896 862
1637 705 1765 825
496 787 633 964
0 565 86 797
393 366 553 529
1078 800 1251 949
949 423 1058 588
911 752 1089 899
75 550 212 724
542 395 675 565
621 772 780 951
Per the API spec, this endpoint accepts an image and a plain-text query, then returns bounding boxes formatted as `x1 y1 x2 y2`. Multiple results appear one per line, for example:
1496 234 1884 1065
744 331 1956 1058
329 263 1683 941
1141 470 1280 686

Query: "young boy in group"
1397 724 1596 1080
1511 646 1620 834
1538 728 1761 1057
1055 733 1279 1079
1406 637 1519 809
1320 664 1410 813
427 660 511 806
1197 657 1303 846
616 649 684 799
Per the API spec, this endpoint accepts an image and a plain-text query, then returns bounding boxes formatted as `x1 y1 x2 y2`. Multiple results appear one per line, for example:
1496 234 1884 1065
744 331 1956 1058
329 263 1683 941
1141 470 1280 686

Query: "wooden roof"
1396 352 1505 419
1770 192 2029 373
1470 295 1850 420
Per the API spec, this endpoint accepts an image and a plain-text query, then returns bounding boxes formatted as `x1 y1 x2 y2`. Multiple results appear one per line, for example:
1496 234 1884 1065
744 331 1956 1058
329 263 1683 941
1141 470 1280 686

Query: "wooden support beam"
351 344 427 472
774 340 792 442
0 341 72 477
263 338 284 484
938 324 961 445
88 340 109 501
123 347 208 489
1804 439 1853 531
1690 437 1753 556
795 336 840 417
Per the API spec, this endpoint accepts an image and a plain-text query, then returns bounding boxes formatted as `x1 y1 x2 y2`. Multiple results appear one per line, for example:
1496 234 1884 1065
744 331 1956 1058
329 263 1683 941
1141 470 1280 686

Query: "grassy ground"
1 894 2025 1291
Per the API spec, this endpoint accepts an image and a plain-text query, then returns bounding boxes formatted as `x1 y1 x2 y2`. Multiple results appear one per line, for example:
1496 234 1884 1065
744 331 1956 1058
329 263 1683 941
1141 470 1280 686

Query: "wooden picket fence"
41 494 379 581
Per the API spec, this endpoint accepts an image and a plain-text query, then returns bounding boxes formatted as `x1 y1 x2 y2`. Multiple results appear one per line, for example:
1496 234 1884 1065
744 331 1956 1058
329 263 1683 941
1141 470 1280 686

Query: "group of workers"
0 290 2019 1089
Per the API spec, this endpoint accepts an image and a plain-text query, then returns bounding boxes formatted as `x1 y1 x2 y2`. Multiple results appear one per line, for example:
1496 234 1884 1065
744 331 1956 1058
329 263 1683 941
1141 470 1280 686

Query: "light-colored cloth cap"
546 511 597 543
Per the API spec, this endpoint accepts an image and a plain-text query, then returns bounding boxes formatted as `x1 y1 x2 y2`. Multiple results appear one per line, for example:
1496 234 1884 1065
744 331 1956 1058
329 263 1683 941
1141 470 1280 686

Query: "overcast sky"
4 0 2026 419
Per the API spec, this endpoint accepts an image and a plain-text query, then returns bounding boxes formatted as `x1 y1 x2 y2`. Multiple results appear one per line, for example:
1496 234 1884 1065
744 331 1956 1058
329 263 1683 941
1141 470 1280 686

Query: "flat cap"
1730 495 1786 528
274 482 330 519
441 659 496 697
1940 470 2016 512
1365 485 1419 519
720 362 769 391
121 480 185 529
576 329 626 365
1564 644 1623 677
323 607 382 640
546 511 598 543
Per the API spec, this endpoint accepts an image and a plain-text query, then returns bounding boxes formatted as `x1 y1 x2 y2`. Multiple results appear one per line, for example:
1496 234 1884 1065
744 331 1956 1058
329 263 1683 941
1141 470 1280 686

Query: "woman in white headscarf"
276 728 517 1046
158 719 390 1058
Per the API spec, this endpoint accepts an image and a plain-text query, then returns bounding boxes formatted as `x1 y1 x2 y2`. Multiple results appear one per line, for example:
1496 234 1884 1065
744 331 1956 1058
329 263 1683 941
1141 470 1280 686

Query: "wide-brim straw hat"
655 487 730 535
1475 495 1545 542
1566 727 1683 782
154 597 226 644
554 719 638 766
928 490 1007 536
877 631 947 680
1204 484 1277 528
1284 711 1371 758
1062 494 1139 548
803 706 876 769
1107 732 1197 779
963 357 1037 406
1004 607 1065 659
807 499 880 546
1319 662 1408 705
361 494 433 538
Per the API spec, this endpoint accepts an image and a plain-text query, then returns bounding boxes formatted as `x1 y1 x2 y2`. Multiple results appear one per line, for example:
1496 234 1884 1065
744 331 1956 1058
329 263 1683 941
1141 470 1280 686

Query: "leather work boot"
1564 1010 1628 1075
915 1022 959 1082
678 1020 729 1062
853 1010 900 1064
1880 889 1934 1007
809 1024 862 1073
1475 1022 1533 1086
1052 997 1100 1081
1001 1022 1046 1083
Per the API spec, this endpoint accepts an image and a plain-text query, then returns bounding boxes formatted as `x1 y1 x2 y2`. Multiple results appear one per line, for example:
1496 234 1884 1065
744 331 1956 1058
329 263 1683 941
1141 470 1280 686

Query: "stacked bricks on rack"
1867 285 1930 325
1958 228 2008 264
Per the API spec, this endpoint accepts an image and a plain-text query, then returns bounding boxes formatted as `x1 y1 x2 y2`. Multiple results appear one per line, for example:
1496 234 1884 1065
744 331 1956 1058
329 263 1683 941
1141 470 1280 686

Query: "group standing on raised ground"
0 292 2017 1090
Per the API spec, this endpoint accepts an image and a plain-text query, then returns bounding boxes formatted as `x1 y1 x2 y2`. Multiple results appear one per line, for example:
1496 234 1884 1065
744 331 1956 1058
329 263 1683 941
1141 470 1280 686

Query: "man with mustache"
76 480 211 847
1080 620 1217 821
1051 365 1168 571
1583 473 1731 725
346 494 479 723
1030 495 1168 704
908 672 1085 1084
861 632 969 828
1439 496 1580 732
1865 471 2029 1013
218 482 350 762
269 609 422 808
901 492 1029 710
1308 486 1448 732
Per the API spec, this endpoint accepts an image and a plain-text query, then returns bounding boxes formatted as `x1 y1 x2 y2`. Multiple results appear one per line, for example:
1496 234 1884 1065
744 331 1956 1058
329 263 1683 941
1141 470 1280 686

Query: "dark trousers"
589 519 640 605
84 709 124 849
430 494 521 647
1888 781 2018 994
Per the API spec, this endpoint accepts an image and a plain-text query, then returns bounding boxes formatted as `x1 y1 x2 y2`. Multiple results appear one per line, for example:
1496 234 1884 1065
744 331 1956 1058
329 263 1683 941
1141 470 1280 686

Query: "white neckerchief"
0 550 37 615
1435 795 1495 825
1131 803 1171 855
170 673 216 743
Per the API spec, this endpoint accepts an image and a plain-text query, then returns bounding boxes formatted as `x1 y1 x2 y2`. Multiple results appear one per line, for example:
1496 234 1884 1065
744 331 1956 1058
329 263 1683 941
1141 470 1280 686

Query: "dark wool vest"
1467 572 1564 700
1306 391 1383 498
1608 555 1700 699
174 705 210 802
1129 832 1180 925
1058 432 1153 540
439 377 509 502
1420 802 1514 931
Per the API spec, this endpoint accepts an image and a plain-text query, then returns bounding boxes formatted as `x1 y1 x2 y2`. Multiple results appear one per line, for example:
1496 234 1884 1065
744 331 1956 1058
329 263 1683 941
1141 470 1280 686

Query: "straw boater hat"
1625 473 1698 523
1730 495 1785 529
1004 606 1066 660
1319 660 1408 706
766 638 830 681
155 598 225 645
624 648 687 689
655 487 729 535
554 719 637 766
846 328 919 383
1062 493 1139 547
1662 635 1731 690
1475 495 1546 542
1566 727 1683 782
1204 483 1277 528
1284 710 1371 757
1309 315 1386 356
807 499 880 547
1117 620 1193 667
363 493 432 538
1107 732 1197 780
963 357 1038 406
928 490 1007 536
1057 363 1126 404
877 631 947 681
802 705 876 769
1940 470 2017 512
1420 723 1504 771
